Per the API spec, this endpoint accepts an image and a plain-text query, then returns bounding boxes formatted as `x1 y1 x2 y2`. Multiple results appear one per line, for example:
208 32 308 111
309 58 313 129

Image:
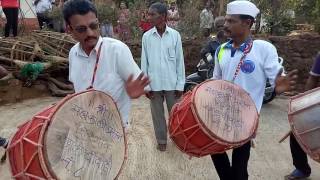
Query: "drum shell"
169 80 258 157
288 87 320 163
7 90 127 179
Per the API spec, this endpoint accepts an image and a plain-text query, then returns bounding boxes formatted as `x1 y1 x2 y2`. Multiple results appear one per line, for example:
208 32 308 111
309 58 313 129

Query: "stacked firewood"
32 30 76 58
0 30 76 96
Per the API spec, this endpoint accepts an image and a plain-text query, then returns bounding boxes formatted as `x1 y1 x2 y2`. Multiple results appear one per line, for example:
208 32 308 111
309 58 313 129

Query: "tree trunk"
271 0 281 35
218 0 224 16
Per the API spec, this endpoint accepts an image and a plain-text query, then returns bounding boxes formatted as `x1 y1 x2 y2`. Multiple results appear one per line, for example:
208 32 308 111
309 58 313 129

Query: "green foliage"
265 14 295 35
48 6 64 22
252 0 295 35
47 7 67 32
178 0 202 38
127 0 146 41
253 0 320 34
290 0 320 33
293 0 318 22
96 5 118 24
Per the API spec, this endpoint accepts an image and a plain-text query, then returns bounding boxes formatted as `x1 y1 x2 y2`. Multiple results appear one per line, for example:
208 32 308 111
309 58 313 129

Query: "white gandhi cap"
226 0 260 18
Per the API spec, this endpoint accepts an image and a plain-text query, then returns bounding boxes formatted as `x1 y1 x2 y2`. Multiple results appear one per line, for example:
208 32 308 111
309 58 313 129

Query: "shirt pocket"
167 48 176 61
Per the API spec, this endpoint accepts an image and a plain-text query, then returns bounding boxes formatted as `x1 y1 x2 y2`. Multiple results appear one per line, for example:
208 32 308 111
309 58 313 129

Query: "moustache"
85 37 97 42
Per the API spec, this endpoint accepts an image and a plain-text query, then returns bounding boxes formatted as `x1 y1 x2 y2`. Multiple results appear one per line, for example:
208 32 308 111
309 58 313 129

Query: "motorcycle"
263 57 285 104
184 52 214 92
184 55 285 104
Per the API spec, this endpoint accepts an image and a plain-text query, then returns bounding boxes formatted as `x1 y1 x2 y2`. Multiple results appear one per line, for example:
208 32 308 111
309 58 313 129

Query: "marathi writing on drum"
61 137 113 178
204 84 251 133
75 125 111 151
71 103 123 141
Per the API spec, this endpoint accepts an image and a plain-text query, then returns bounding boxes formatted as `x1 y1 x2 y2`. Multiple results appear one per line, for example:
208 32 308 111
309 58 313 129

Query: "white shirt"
69 37 142 127
33 0 53 13
200 8 214 29
212 39 282 112
141 26 185 91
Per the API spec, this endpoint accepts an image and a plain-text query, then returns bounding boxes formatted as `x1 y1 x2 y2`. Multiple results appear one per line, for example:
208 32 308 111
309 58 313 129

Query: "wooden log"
0 56 51 69
47 77 73 90
47 81 74 97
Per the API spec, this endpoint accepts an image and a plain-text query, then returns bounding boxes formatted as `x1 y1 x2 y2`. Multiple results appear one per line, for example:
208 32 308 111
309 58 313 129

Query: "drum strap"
88 42 103 89
232 39 253 82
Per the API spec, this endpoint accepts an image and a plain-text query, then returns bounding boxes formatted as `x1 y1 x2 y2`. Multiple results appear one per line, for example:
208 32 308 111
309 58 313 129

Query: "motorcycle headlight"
206 54 213 62
197 59 205 67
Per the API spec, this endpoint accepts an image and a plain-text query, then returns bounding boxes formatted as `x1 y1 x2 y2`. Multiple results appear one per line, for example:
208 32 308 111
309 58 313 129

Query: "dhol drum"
169 80 259 157
7 90 127 180
288 87 320 163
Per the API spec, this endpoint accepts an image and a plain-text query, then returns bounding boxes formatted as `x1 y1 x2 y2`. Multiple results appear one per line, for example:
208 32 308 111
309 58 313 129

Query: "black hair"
149 2 168 17
63 0 97 25
239 15 255 28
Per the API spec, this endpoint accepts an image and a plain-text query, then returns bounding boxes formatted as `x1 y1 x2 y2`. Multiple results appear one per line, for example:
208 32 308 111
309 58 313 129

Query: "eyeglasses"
73 21 100 33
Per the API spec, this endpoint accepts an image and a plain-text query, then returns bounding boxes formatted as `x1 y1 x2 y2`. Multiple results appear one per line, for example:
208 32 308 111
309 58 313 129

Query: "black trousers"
36 13 53 29
290 133 311 175
3 8 19 37
211 141 251 180
0 137 6 147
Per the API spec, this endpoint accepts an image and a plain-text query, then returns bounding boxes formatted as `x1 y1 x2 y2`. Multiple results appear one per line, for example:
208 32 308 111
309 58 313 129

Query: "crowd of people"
0 0 319 180
0 0 181 40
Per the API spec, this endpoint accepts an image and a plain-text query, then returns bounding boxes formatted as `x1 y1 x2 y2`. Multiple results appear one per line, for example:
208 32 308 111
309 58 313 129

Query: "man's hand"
125 73 150 99
145 91 154 99
275 69 298 94
175 90 183 98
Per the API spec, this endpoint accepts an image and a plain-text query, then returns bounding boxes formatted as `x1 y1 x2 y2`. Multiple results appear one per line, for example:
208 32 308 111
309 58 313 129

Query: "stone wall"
129 33 320 91
268 33 320 89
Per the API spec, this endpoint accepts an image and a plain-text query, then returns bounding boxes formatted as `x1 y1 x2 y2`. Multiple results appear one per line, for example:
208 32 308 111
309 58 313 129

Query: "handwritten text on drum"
76 126 111 151
205 86 251 108
62 137 112 177
71 103 122 141
204 86 251 132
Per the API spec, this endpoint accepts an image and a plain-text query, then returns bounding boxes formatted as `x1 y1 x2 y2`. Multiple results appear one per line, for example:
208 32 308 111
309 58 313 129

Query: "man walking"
141 2 185 151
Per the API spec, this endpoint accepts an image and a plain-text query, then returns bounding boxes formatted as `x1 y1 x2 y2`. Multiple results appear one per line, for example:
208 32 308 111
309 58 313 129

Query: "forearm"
305 75 319 91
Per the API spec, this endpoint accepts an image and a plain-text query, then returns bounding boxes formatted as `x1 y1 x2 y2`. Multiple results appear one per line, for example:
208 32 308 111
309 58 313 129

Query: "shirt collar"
76 36 103 58
224 37 253 52
151 25 170 36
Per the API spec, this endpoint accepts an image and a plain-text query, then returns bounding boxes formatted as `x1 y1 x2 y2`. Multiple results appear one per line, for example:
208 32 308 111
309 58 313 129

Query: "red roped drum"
7 90 127 180
169 80 259 157
288 87 320 163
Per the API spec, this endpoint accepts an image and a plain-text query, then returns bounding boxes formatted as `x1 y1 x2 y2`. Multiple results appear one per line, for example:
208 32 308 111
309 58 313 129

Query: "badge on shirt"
241 60 255 74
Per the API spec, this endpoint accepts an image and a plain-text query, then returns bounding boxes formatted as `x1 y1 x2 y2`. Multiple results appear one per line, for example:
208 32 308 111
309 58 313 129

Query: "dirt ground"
0 96 319 180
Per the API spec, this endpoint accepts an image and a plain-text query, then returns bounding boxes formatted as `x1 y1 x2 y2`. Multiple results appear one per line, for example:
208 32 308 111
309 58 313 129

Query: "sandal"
285 169 310 180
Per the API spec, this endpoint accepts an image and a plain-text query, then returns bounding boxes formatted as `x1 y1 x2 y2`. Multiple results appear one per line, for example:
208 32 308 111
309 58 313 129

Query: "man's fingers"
140 76 150 86
137 72 144 80
127 74 134 83
290 74 298 80
288 69 298 77
290 80 296 85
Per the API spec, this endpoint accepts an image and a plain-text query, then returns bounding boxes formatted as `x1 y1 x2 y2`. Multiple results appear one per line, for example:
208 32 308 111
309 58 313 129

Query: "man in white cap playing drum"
210 1 298 179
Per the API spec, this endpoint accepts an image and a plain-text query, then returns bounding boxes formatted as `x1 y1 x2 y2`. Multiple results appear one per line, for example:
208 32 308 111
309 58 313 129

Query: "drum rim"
288 93 320 163
42 89 128 179
191 79 259 145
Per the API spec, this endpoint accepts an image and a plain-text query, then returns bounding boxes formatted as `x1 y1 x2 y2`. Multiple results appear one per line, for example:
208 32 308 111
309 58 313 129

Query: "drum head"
193 80 258 144
289 87 320 162
44 90 126 180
